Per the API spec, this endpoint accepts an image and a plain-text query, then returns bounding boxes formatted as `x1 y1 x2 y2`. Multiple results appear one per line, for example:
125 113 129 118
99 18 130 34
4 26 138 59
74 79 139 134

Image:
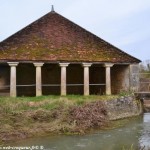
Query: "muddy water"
11 113 150 150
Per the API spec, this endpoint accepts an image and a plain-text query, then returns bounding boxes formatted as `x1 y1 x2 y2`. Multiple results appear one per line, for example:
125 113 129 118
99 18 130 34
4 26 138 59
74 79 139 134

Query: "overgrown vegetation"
139 60 150 92
0 95 118 143
119 90 134 97
140 60 150 78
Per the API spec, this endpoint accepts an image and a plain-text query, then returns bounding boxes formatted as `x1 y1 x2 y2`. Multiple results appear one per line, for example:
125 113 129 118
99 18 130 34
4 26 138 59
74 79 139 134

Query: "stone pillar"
34 63 44 96
8 62 19 97
130 64 140 92
104 63 114 95
82 63 92 96
59 63 70 96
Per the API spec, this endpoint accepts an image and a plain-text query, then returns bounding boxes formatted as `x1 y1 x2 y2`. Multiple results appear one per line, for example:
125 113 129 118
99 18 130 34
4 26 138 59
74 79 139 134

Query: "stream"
10 113 150 150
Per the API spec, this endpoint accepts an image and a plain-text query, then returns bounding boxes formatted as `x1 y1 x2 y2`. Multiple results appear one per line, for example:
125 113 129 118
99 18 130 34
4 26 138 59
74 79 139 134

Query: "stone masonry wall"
67 64 83 95
90 65 105 95
0 65 10 96
42 64 60 95
17 63 36 96
130 64 140 92
104 96 142 120
111 65 130 94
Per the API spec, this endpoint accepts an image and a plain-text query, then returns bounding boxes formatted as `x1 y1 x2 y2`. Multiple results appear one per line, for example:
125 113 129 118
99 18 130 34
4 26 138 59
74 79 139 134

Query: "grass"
0 95 118 113
0 94 139 144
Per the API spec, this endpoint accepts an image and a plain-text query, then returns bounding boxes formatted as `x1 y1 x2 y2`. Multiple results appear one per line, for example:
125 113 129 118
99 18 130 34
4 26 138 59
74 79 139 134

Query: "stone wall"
139 78 150 92
0 64 10 96
90 64 105 95
130 64 140 92
111 65 130 94
17 63 36 96
104 96 142 120
134 92 150 112
42 64 60 95
67 64 83 95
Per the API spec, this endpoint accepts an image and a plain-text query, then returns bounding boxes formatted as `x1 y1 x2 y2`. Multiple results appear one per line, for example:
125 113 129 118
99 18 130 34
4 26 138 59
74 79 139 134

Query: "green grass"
0 95 119 113
0 95 125 143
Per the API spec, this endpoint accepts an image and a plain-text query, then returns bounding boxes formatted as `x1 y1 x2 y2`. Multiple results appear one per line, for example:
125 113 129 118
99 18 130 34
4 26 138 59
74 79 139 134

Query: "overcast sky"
0 0 150 61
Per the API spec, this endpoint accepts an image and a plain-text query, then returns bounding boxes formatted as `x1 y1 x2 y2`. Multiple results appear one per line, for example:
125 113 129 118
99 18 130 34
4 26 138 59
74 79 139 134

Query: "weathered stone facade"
130 64 140 92
105 96 142 120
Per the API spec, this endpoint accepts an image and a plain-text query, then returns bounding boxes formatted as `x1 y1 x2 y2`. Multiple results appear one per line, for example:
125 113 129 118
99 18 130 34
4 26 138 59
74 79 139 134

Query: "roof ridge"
53 12 141 63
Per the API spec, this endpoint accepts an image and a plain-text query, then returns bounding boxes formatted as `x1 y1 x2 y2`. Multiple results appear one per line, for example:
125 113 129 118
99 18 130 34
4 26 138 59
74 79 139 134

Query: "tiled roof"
0 11 141 63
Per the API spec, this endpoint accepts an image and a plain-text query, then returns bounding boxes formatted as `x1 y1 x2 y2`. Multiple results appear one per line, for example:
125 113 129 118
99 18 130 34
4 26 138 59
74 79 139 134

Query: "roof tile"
0 11 141 63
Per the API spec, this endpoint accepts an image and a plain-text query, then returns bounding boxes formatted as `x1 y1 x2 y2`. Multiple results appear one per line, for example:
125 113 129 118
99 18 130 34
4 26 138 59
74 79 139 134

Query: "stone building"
0 8 141 97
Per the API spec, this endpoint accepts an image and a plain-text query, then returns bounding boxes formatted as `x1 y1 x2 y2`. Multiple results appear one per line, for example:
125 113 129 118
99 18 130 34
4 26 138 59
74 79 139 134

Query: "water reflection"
10 114 150 150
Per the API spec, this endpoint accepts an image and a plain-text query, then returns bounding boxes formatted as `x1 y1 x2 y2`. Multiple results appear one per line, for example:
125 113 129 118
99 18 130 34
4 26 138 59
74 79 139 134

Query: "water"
10 113 150 150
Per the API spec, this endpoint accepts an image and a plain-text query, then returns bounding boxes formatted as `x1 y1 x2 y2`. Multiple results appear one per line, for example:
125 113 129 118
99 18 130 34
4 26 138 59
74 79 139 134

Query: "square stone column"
59 63 70 96
8 62 19 97
130 64 140 92
82 63 92 96
34 63 44 96
104 63 114 95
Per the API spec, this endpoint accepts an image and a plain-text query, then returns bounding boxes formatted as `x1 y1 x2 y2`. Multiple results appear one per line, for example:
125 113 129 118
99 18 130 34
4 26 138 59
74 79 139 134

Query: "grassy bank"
0 95 118 143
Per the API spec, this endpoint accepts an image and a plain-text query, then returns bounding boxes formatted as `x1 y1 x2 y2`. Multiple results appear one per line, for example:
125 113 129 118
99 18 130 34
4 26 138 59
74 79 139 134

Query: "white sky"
0 0 150 61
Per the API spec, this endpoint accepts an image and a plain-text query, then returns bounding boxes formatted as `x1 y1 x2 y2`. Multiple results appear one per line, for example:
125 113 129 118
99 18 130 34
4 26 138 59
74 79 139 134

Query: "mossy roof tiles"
0 11 141 63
